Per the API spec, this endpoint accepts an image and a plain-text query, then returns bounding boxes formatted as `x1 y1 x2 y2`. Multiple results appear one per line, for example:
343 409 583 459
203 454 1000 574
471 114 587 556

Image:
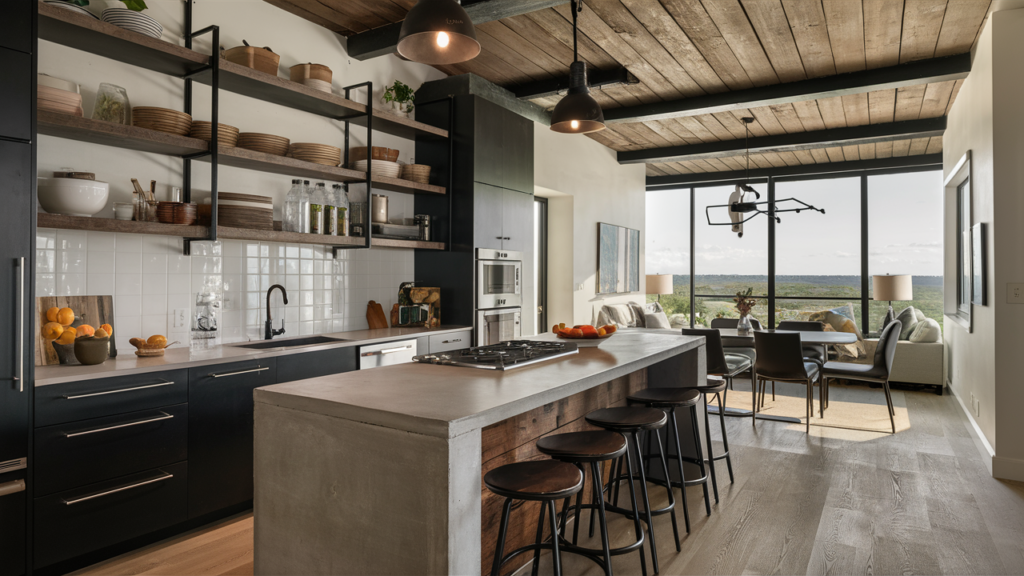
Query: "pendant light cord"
572 0 581 63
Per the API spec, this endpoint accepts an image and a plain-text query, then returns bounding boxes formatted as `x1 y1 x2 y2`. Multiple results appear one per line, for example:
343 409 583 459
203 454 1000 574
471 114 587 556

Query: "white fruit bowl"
37 178 110 217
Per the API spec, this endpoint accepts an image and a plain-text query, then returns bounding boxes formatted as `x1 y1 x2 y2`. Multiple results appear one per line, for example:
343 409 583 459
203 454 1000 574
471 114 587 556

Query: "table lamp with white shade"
873 274 913 329
646 274 673 303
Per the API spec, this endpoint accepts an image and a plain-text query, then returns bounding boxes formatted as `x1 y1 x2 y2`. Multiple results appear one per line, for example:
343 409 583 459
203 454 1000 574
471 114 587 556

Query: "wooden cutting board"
366 300 389 330
35 296 117 366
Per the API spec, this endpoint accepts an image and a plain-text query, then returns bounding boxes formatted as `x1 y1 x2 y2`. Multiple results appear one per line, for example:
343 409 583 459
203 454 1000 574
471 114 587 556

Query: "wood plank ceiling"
267 0 990 177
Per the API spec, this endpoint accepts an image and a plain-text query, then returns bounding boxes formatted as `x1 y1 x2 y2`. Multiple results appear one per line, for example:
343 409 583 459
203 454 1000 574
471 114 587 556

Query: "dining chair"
752 331 823 433
821 320 901 434
709 317 762 387
775 320 825 362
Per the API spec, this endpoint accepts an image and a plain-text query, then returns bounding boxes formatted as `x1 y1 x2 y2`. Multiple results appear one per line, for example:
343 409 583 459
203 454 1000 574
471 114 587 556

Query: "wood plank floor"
71 380 1024 576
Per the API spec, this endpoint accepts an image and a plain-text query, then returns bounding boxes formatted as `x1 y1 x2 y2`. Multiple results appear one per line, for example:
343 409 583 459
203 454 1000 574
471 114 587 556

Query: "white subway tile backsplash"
88 251 115 274
142 254 167 274
86 231 115 252
115 252 142 274
115 294 142 317
37 230 56 250
87 274 115 296
57 274 86 296
167 274 191 295
115 274 142 295
57 230 87 251
114 233 142 252
142 274 167 295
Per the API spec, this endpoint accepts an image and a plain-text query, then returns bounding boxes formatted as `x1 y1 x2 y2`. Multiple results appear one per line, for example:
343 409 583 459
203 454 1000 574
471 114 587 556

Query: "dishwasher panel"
358 339 418 370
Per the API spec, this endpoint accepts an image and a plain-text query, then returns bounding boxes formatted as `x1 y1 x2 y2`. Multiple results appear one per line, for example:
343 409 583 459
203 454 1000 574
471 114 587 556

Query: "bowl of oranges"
552 323 617 347
41 306 113 365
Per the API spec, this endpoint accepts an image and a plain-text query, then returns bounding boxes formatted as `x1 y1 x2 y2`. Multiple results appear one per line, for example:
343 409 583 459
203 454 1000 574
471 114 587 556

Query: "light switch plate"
1008 284 1024 303
173 309 187 328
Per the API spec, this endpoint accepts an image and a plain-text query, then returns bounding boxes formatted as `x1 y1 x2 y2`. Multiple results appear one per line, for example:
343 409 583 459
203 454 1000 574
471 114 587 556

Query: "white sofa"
862 339 945 392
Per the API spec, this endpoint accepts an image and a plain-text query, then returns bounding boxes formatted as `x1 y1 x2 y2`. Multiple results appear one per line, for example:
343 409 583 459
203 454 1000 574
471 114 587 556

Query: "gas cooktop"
412 340 578 370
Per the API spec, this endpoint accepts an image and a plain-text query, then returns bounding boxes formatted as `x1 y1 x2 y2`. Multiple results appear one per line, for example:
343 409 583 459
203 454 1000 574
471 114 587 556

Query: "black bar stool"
486 460 584 576
676 376 734 503
536 430 638 576
626 388 711 534
586 407 677 575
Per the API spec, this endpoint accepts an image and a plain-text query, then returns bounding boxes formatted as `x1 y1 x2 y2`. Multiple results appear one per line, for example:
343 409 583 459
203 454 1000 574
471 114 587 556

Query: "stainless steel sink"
236 336 346 350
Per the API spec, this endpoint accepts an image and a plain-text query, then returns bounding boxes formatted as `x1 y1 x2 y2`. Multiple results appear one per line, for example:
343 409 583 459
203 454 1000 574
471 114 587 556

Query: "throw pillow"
895 306 918 340
830 304 864 339
914 308 927 323
645 311 671 329
600 304 636 328
629 303 647 328
909 318 941 343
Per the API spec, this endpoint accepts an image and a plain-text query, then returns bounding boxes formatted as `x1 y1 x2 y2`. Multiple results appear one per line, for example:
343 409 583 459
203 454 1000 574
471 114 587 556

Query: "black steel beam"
605 54 970 124
646 154 943 189
346 0 570 61
513 67 638 99
620 117 945 164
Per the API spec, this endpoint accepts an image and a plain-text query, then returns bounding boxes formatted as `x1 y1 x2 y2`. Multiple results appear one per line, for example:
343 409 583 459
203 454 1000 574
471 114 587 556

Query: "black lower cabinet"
34 461 188 568
0 472 26 576
187 359 277 519
275 347 356 383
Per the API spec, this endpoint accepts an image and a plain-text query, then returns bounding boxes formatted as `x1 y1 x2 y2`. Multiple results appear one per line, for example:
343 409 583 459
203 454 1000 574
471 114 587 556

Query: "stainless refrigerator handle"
63 412 173 438
15 257 24 393
210 366 269 378
0 479 26 497
61 472 173 505
63 380 175 400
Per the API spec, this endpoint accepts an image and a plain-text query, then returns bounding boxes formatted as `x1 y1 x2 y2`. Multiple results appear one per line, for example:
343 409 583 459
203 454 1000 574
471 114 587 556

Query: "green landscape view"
648 275 943 334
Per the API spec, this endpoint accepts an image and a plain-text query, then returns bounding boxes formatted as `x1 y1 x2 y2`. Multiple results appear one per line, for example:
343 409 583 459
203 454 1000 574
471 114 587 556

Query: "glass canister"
92 83 131 125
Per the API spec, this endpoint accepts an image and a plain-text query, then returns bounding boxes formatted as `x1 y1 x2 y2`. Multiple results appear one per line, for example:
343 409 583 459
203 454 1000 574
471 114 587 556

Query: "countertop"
34 325 472 387
254 331 704 440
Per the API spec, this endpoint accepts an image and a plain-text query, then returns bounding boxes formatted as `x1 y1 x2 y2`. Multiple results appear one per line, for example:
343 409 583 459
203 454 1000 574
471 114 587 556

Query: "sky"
645 170 944 277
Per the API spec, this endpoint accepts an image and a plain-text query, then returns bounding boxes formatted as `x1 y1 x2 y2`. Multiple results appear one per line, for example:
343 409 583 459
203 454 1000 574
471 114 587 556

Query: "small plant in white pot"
382 80 415 118
99 0 164 39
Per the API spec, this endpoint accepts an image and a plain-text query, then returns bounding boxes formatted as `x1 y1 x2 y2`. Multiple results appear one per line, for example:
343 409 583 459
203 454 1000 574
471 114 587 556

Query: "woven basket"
401 164 431 184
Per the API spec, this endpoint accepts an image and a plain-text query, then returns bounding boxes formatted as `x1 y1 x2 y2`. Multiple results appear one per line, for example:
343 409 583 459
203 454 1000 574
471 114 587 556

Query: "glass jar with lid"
92 83 131 125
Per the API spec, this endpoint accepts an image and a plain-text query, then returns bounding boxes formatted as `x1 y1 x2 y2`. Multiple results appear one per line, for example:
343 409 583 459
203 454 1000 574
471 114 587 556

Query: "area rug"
720 380 911 433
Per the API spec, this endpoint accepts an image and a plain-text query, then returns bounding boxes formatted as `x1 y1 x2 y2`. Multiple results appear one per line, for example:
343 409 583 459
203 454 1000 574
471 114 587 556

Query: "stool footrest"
494 542 606 575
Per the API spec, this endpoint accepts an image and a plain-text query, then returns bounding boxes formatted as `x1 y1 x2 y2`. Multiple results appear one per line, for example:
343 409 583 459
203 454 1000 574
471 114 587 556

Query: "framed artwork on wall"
972 222 986 305
597 222 640 294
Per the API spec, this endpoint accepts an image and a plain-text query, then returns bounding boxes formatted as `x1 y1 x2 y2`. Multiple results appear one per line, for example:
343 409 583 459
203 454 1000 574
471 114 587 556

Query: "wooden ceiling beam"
646 154 943 188
512 66 638 99
603 54 970 124
346 0 569 61
619 117 945 164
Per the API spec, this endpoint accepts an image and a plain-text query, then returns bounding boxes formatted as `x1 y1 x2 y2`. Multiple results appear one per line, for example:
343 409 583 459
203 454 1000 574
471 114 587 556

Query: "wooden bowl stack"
289 63 332 93
38 84 84 116
156 202 198 225
223 45 280 76
189 121 239 147
350 146 400 164
237 133 290 156
354 159 401 178
132 107 192 136
401 164 431 184
198 192 274 230
289 143 341 166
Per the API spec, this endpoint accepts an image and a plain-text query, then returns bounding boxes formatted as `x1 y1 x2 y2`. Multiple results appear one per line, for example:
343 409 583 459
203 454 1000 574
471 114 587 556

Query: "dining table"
711 328 859 423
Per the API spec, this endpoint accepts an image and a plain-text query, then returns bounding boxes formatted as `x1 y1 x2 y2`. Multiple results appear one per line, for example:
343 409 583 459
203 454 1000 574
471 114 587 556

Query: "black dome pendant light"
550 0 605 134
396 0 481 65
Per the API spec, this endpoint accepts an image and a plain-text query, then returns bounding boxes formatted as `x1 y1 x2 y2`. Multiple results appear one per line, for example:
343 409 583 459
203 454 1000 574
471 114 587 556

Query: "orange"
601 325 617 335
568 328 584 339
100 323 113 337
598 328 607 337
57 307 75 327
56 327 76 345
76 324 95 337
147 335 168 347
552 324 560 333
46 307 60 322
41 322 63 340
94 329 109 338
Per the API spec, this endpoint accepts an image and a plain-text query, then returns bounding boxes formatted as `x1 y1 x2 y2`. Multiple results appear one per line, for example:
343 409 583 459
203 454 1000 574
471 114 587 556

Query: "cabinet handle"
0 479 26 497
63 380 175 400
442 338 463 344
211 366 269 378
362 345 412 357
62 472 174 505
64 412 173 438
13 257 24 392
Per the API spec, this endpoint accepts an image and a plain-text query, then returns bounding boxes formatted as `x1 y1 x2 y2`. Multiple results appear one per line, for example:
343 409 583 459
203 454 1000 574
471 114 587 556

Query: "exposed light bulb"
436 32 450 48
570 120 579 130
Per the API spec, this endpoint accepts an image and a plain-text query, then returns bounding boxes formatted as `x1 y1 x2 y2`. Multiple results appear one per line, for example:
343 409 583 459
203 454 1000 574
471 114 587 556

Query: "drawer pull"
211 366 269 378
441 338 463 344
64 412 173 438
0 479 25 497
62 472 173 505
63 380 175 400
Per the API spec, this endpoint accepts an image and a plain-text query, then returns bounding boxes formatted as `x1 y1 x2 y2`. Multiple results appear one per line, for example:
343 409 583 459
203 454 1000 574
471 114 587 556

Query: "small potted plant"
382 80 415 118
99 0 164 40
733 287 758 335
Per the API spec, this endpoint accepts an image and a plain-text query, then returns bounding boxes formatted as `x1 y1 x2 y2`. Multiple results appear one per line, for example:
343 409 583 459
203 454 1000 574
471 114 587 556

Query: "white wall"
534 128 647 327
943 7 1024 481
37 0 445 347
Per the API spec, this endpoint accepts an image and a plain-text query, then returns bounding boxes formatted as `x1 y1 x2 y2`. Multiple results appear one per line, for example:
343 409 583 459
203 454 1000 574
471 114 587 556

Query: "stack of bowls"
237 133 290 156
354 159 401 179
101 8 163 39
131 107 192 136
289 143 341 166
190 121 239 147
37 74 83 117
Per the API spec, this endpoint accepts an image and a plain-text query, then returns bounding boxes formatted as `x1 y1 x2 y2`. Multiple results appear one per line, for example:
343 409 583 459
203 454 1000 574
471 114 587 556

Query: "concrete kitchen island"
252 332 705 575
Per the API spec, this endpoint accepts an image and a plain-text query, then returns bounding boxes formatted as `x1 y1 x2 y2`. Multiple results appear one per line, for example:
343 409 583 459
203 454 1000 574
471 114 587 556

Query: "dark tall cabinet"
0 5 36 576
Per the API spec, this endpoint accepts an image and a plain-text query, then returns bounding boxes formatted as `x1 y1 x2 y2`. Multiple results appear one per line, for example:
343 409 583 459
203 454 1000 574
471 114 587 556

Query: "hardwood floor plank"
864 0 905 68
822 0 867 74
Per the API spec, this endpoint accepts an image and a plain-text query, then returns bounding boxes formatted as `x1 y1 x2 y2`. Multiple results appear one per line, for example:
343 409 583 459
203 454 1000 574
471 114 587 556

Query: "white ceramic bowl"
37 177 110 217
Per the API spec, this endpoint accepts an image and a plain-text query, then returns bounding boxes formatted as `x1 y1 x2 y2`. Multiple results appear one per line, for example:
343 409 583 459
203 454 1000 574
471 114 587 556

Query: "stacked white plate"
101 8 163 39
354 159 401 179
44 0 99 19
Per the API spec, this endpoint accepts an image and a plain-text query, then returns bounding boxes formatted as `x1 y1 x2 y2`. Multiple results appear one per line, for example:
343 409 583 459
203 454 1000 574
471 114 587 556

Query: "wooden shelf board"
38 213 209 238
218 228 444 250
38 1 208 77
205 146 366 183
371 238 446 250
370 174 446 195
37 111 208 156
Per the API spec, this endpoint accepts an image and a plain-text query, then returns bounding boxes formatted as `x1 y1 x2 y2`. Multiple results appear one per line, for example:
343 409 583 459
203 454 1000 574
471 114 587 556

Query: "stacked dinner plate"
44 0 99 19
190 121 239 147
101 8 163 39
289 143 341 166
131 107 192 136
354 159 401 179
37 74 83 116
236 133 290 156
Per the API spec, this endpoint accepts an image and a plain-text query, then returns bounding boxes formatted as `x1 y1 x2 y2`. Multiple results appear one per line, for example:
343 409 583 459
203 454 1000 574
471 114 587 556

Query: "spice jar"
92 83 130 125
